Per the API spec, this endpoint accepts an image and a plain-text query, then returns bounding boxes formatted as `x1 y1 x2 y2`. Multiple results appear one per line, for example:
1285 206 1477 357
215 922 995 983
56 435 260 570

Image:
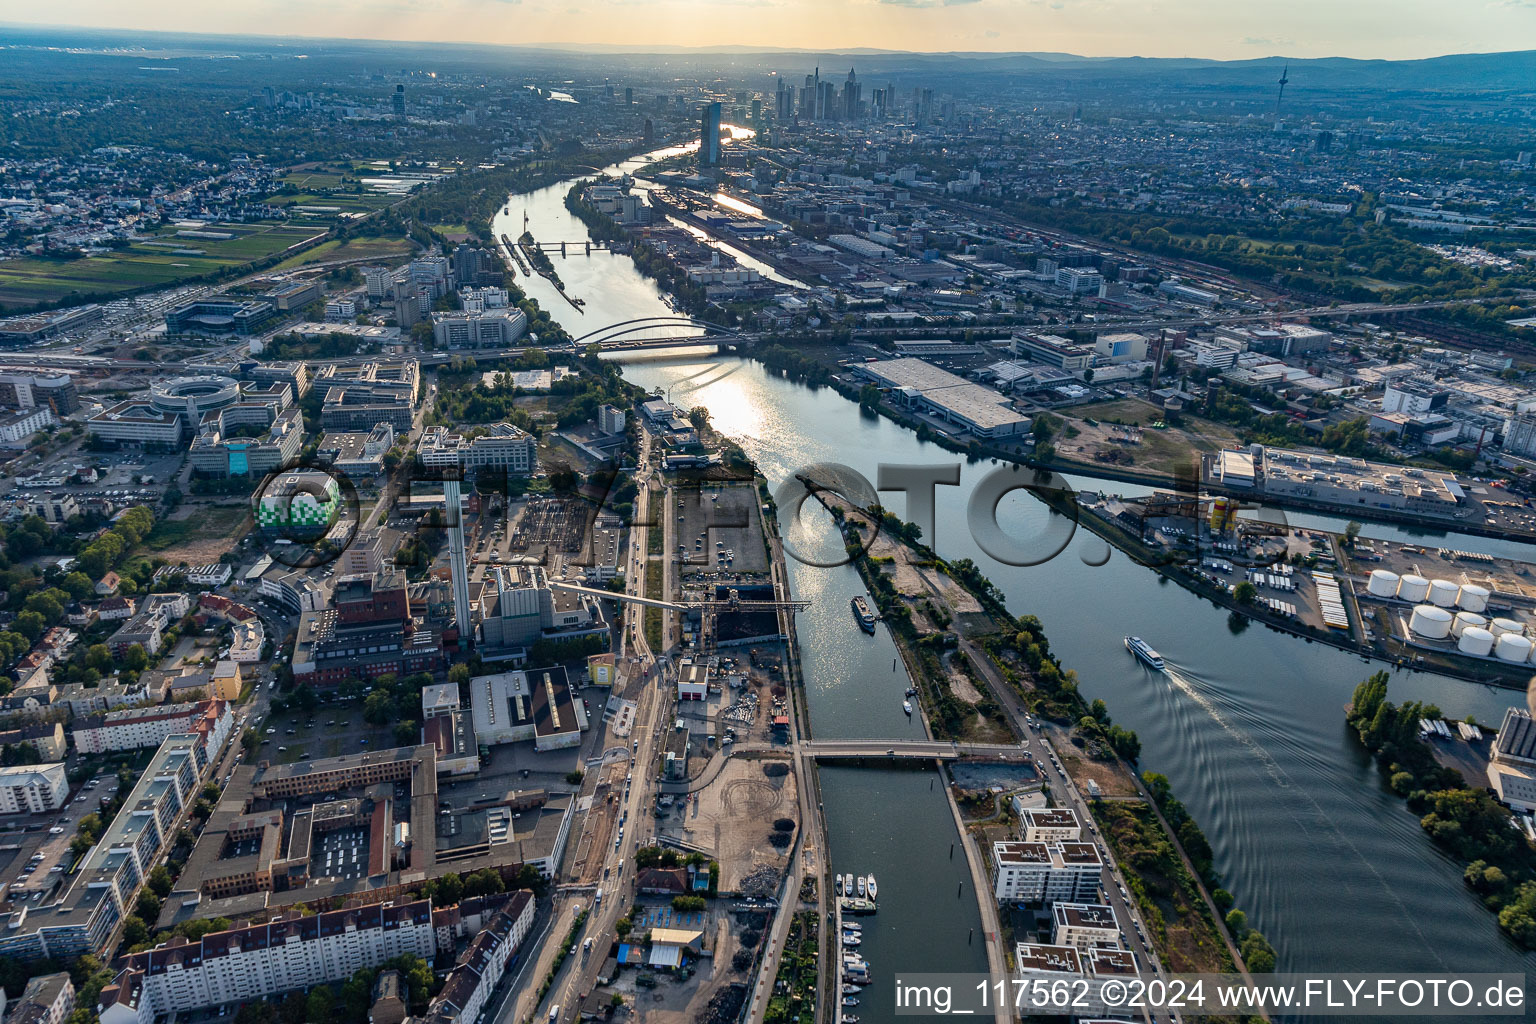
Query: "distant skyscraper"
392 84 405 116
625 86 633 105
842 68 860 120
700 102 722 166
751 98 761 123
643 117 654 142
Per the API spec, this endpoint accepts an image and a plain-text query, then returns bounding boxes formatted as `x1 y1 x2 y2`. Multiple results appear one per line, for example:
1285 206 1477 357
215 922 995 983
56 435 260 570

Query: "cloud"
984 28 1000 37
878 0 982 7
1241 36 1271 45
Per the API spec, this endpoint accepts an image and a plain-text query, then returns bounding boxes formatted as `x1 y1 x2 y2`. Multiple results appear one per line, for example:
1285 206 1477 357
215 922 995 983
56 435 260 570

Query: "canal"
498 153 1534 1011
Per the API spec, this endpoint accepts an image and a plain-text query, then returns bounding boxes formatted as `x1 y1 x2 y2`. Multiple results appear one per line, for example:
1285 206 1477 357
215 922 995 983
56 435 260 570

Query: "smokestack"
444 478 472 645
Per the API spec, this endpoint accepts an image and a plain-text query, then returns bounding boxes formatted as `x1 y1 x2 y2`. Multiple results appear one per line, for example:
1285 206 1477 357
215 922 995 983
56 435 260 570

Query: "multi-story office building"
97 901 436 1024
316 360 419 432
1011 333 1096 371
991 840 1103 905
0 371 80 415
417 423 537 475
700 102 722 166
0 762 68 814
91 375 292 449
164 298 278 336
316 423 394 478
430 309 528 349
188 405 304 477
1055 266 1103 295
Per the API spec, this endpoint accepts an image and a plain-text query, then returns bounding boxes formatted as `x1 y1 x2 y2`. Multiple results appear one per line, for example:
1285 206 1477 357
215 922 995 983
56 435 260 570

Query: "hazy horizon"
3 1 1533 63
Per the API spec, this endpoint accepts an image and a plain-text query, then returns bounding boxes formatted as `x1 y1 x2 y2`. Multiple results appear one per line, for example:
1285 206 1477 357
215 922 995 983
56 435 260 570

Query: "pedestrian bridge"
800 739 1030 763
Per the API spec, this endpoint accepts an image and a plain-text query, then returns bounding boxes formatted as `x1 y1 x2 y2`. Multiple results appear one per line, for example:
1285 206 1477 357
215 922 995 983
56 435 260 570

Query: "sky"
5 0 1536 61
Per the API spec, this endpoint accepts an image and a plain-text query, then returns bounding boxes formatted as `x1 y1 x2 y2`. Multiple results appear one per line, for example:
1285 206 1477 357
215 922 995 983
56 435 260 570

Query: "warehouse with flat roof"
853 358 1031 439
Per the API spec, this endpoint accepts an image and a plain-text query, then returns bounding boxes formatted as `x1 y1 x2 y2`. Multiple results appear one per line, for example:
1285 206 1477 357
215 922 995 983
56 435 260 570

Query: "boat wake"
1158 661 1446 965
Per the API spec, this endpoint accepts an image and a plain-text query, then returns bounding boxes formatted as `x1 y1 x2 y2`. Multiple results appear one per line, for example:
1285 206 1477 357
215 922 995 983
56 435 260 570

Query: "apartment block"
97 901 436 1024
991 840 1103 904
0 762 68 814
419 892 536 1024
71 700 233 757
1051 902 1121 953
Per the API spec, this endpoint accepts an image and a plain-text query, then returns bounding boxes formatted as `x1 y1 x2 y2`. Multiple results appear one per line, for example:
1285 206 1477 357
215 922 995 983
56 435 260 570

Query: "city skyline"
4 1 1536 62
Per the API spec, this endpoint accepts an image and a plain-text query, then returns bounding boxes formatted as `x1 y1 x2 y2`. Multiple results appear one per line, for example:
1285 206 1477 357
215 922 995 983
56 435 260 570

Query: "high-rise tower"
443 478 471 643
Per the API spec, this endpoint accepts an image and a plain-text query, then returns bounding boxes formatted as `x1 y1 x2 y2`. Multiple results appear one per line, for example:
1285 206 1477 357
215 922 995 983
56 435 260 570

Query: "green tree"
306 985 335 1024
122 644 149 673
1233 581 1257 604
147 865 174 898
85 644 114 673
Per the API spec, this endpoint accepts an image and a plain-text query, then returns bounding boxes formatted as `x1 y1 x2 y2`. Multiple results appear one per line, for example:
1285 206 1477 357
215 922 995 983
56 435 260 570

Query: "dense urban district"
0 24 1534 1024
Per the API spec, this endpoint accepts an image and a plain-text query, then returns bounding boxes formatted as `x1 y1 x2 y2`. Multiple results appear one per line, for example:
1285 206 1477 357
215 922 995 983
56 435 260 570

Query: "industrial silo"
1496 633 1534 663
1490 617 1524 637
1458 627 1495 657
1456 584 1490 612
1367 570 1400 598
1427 579 1459 608
1451 612 1487 638
1397 574 1431 604
1409 605 1453 640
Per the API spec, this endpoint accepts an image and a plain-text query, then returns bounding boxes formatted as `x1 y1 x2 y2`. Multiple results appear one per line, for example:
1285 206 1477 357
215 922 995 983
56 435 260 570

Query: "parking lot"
258 701 400 764
675 482 768 577
0 769 125 906
311 826 371 883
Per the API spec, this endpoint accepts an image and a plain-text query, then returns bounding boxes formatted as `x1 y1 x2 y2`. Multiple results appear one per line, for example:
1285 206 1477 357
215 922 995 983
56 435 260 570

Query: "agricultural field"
268 234 416 271
0 220 327 308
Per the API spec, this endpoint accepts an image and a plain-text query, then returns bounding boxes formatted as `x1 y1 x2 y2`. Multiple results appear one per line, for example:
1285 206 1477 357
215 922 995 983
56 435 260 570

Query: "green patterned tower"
256 471 341 531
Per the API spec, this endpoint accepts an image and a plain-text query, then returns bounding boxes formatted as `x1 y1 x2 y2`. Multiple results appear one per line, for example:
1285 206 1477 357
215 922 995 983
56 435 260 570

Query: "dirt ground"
1058 398 1239 475
859 508 981 613
682 757 796 891
944 651 984 703
1056 745 1142 798
146 502 251 564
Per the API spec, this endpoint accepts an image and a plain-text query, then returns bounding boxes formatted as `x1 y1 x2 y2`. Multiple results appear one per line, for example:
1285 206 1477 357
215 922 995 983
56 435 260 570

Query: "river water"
498 151 1535 1011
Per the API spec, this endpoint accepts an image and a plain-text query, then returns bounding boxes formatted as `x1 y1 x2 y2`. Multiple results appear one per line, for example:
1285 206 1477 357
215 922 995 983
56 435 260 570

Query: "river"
497 152 1535 1013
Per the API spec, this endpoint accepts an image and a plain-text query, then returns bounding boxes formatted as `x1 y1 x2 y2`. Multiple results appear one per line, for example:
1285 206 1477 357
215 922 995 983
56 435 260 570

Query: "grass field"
268 234 415 271
0 221 328 308
142 504 251 562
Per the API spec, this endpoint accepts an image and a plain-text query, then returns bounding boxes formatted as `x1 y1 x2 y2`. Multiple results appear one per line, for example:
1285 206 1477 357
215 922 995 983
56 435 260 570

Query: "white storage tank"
1427 579 1459 608
1451 612 1487 638
1458 627 1495 657
1456 584 1490 613
1490 617 1524 637
1397 574 1431 604
1496 633 1533 663
1409 605 1453 640
1367 570 1400 598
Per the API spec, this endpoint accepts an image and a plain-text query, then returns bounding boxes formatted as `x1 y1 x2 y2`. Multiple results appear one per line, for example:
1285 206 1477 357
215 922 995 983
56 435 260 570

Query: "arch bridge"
569 315 757 351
